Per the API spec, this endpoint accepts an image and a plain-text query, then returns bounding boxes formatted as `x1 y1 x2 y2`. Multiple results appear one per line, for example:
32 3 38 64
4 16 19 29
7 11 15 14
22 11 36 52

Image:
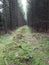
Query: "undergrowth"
0 26 49 65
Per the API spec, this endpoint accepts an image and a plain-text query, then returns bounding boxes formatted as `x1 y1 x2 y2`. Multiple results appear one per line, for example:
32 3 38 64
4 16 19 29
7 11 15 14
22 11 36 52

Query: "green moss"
0 26 49 65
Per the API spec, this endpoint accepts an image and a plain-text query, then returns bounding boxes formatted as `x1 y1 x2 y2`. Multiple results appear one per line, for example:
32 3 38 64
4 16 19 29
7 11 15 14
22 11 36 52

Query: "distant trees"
3 0 10 32
27 0 49 32
0 0 26 32
8 0 18 29
2 0 18 32
0 0 49 32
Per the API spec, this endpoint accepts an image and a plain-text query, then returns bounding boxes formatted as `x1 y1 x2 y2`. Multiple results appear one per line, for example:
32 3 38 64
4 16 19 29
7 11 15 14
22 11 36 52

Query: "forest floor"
0 25 49 65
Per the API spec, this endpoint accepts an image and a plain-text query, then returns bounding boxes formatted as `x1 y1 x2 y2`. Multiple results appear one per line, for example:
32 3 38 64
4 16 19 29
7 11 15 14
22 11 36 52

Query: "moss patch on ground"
0 26 49 65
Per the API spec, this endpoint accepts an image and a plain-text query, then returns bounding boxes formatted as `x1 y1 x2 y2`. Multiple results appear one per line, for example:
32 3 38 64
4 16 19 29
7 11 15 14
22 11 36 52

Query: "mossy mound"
1 26 49 65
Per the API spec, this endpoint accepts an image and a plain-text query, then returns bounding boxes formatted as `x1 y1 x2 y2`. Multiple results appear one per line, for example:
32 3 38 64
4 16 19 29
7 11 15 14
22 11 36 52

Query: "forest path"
0 25 49 65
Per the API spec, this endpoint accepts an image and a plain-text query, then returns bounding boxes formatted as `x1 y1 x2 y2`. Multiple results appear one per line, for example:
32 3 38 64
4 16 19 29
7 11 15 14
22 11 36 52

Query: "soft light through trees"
0 1 3 13
18 0 28 23
0 1 3 5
